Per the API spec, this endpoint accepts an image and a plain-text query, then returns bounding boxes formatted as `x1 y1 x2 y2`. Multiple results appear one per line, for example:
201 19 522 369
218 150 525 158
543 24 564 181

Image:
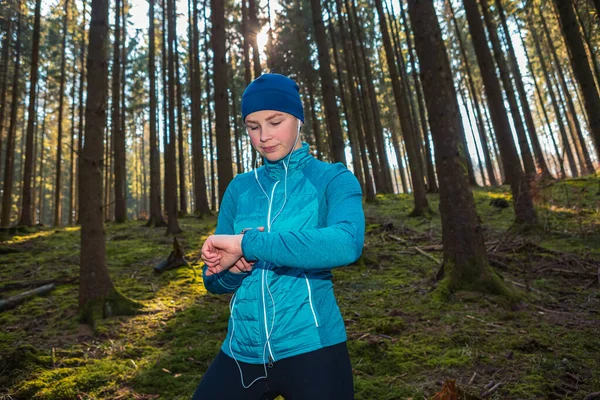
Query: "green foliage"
0 177 599 398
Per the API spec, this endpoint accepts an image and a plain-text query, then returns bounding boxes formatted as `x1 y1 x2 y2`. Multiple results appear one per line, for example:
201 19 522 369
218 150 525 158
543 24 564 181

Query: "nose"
260 127 272 143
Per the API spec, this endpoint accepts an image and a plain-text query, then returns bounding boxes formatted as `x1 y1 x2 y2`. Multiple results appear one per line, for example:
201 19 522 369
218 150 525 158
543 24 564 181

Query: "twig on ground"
466 315 506 330
468 372 477 385
481 382 502 398
413 246 441 264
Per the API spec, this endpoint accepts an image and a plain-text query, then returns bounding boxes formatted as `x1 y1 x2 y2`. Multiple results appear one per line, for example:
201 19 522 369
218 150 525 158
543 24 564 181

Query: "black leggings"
191 342 354 400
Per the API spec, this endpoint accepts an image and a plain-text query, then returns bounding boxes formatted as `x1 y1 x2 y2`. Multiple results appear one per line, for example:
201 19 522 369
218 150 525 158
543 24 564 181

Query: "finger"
257 226 265 232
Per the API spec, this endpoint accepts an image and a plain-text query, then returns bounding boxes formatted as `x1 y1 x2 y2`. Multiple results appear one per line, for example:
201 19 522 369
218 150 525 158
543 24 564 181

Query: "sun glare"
257 25 270 52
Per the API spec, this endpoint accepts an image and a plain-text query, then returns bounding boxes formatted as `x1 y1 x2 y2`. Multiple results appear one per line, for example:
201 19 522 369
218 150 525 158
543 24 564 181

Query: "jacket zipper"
304 273 319 327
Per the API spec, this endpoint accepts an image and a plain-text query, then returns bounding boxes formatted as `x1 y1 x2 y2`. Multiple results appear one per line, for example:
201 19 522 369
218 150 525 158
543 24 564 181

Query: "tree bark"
79 0 140 323
542 4 596 174
191 0 210 215
408 0 509 297
1 0 22 227
146 0 166 227
309 0 347 165
211 0 234 204
18 0 42 226
76 0 87 224
0 4 13 190
112 0 126 222
396 0 438 193
166 0 181 234
174 28 187 215
527 9 578 177
553 0 600 159
248 0 262 78
375 0 429 215
352 0 393 191
445 0 495 186
480 0 536 179
242 0 252 86
463 0 537 226
495 0 552 179
203 1 216 210
53 0 70 226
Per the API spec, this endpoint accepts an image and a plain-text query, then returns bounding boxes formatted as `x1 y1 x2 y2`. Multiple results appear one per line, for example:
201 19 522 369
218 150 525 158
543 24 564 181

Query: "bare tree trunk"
69 59 77 225
396 0 437 193
18 0 42 226
165 0 181 234
147 0 166 227
463 0 537 226
352 0 393 191
554 0 600 159
242 0 251 86
1 0 22 227
459 80 487 185
542 5 596 174
527 9 578 177
445 0 495 186
79 0 140 324
203 1 216 210
248 0 262 78
375 0 429 215
53 0 70 226
408 0 509 297
309 0 347 165
76 0 87 224
481 0 536 179
112 0 126 222
211 0 233 204
0 4 13 181
495 0 552 179
191 0 210 216
174 30 188 215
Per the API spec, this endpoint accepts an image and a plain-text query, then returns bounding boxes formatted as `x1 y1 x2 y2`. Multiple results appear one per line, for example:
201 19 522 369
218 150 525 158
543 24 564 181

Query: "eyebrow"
246 113 284 124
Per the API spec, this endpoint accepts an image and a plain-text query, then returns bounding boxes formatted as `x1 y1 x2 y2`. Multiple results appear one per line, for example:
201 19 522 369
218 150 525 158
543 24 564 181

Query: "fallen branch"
466 315 506 330
481 382 502 398
412 246 441 264
0 284 56 312
0 277 77 293
387 234 409 245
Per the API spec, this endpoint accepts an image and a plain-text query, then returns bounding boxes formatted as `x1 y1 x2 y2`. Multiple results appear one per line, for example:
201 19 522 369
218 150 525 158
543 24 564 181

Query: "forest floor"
0 175 599 400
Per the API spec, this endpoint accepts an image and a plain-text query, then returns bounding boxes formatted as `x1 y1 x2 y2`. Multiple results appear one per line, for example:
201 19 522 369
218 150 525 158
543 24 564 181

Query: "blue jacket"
202 142 365 365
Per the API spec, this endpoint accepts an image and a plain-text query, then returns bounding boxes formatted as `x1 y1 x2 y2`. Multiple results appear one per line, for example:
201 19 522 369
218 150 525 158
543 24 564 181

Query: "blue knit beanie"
241 73 304 123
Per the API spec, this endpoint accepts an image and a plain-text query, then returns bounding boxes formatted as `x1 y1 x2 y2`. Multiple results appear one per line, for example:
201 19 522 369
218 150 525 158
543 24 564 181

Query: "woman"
194 73 364 400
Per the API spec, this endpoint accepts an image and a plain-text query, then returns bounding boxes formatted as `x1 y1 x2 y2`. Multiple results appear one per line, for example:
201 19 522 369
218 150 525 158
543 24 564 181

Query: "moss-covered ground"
0 175 599 399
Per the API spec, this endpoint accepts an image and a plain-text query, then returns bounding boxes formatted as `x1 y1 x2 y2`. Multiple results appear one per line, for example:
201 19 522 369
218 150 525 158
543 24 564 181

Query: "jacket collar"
263 142 312 180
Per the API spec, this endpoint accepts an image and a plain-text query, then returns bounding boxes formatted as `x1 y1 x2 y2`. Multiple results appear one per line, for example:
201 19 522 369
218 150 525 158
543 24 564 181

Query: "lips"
262 145 279 153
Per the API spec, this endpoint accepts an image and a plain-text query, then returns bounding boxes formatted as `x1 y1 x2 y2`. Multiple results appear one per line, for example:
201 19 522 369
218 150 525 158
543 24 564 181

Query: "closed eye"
247 125 259 131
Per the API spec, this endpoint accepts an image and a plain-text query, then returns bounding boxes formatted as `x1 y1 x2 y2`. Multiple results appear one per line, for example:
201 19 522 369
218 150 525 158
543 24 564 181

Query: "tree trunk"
53 0 70 226
333 0 375 200
480 0 536 179
248 0 262 78
147 0 166 227
408 0 510 297
459 81 487 185
0 4 13 192
495 0 552 180
396 0 438 193
166 0 181 234
18 0 42 226
112 0 126 223
553 0 600 159
203 2 216 211
69 58 77 225
309 0 346 166
242 0 252 86
211 0 234 204
324 0 365 192
191 0 210 216
352 0 393 192
1 0 22 227
79 0 140 324
445 0 495 186
463 0 537 226
76 0 87 224
375 0 429 215
174 30 187 215
527 9 578 177
542 5 596 174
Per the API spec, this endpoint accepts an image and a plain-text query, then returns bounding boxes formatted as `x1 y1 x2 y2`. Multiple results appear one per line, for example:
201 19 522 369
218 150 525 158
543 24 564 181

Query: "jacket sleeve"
241 167 364 270
202 180 250 294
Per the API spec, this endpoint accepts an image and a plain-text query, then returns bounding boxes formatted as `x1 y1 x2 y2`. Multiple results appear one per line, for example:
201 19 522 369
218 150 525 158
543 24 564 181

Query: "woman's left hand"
201 234 244 275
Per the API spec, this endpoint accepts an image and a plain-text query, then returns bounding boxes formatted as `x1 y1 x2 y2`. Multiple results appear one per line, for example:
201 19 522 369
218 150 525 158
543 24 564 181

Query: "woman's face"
245 110 302 162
